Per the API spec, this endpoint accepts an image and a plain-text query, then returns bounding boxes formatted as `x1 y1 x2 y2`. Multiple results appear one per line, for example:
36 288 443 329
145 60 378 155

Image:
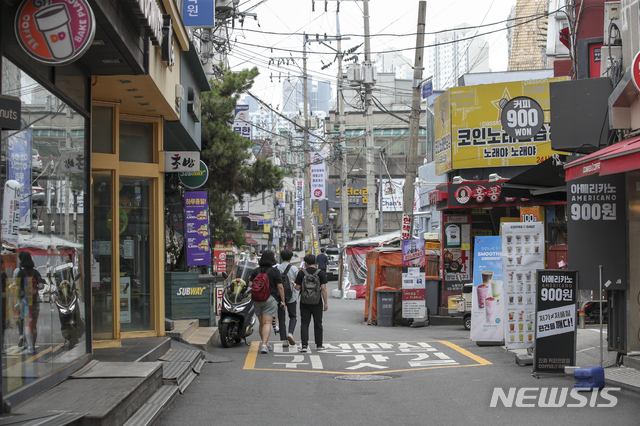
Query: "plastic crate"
574 366 605 391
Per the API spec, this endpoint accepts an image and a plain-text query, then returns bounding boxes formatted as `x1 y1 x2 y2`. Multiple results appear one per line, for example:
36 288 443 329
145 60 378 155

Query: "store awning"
248 214 266 222
500 155 567 201
565 135 640 181
246 239 258 245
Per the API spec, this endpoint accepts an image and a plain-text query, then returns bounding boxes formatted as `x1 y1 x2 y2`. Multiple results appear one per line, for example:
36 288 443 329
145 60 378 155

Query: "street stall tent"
364 247 403 324
338 231 401 298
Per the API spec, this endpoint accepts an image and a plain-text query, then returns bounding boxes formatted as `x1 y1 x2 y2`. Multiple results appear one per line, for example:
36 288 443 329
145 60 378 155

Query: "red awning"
246 239 258 245
565 135 640 181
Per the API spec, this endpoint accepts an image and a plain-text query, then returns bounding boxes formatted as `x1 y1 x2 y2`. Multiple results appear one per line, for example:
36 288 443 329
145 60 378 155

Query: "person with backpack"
249 250 286 354
294 254 328 352
276 250 299 347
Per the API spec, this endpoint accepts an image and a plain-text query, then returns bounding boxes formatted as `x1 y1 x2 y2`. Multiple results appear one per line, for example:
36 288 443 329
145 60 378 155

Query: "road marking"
244 340 492 374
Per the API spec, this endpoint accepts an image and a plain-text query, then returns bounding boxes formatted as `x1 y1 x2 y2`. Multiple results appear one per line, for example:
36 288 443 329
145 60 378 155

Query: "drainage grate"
335 375 392 381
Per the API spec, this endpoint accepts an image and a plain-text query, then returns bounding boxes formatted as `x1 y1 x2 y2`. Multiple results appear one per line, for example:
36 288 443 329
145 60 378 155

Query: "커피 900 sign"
500 96 544 140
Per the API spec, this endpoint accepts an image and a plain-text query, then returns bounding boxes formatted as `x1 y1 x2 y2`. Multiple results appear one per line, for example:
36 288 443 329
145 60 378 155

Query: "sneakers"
300 345 308 353
287 333 296 345
272 320 279 335
316 345 325 351
282 340 289 348
260 344 269 354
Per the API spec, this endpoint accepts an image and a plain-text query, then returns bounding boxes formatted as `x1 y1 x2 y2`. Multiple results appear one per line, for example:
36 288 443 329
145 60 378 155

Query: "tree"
199 66 285 247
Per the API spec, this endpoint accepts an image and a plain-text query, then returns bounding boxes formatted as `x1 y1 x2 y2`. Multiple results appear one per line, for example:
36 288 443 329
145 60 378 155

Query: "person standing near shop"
276 250 299 347
295 254 328 352
316 247 328 275
16 252 44 352
249 250 286 354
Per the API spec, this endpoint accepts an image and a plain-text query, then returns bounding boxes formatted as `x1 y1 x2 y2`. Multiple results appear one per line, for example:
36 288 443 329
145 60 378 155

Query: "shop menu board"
185 191 211 266
534 269 577 374
471 236 504 342
501 222 544 349
442 214 472 292
402 238 426 319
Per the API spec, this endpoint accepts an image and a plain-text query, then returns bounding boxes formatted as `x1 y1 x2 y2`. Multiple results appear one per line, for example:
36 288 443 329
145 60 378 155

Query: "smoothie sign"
15 0 96 65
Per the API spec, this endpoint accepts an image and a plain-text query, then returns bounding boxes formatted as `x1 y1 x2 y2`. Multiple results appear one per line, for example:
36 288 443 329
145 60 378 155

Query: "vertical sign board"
2 180 22 247
502 221 544 349
567 174 626 291
381 179 404 211
184 191 211 266
182 0 215 27
233 105 251 140
8 129 31 229
442 214 472 292
295 180 303 232
310 151 326 200
471 236 504 342
534 269 577 374
120 276 131 324
401 239 426 319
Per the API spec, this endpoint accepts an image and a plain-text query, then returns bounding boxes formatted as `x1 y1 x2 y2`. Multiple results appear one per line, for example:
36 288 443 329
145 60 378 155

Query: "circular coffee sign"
15 0 96 66
179 160 209 189
500 96 544 141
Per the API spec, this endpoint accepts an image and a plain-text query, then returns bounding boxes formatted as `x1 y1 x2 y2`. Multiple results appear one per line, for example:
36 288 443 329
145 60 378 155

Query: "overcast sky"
226 0 518 109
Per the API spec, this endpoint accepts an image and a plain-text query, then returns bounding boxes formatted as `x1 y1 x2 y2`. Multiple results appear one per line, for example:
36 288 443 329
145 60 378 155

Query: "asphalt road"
157 280 639 426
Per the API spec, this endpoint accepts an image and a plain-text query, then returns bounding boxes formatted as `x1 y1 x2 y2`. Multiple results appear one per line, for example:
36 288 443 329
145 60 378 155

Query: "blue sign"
182 0 215 28
422 81 433 99
258 220 272 225
470 236 504 343
8 129 31 229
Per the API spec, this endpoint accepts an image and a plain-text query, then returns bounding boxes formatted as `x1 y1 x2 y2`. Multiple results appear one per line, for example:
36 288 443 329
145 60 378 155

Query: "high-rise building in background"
508 0 550 71
375 52 414 80
427 25 490 90
282 77 332 115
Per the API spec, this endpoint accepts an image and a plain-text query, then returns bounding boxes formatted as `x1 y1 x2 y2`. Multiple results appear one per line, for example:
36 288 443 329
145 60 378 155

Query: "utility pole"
337 12 349 245
303 33 312 253
363 0 376 238
403 1 427 235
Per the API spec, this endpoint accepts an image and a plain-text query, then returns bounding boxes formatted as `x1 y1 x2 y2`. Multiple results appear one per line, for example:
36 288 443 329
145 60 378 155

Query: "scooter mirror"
221 272 228 279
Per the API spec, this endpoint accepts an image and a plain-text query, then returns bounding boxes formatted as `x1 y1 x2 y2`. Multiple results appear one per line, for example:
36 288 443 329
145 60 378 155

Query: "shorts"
254 295 278 317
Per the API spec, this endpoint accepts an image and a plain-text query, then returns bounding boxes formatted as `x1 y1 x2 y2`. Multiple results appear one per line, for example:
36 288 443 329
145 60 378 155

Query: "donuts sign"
15 0 96 65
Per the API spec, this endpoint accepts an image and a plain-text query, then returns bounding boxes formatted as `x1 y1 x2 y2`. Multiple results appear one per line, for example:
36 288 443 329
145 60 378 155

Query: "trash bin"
376 288 399 327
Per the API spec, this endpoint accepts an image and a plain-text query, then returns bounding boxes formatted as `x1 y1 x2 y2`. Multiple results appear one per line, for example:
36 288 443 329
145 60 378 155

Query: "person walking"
249 250 286 354
15 252 44 352
295 254 328 352
276 250 299 347
316 248 328 275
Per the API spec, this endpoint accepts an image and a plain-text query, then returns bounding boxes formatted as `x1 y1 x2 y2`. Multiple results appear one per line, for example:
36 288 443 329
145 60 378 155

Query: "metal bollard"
578 310 585 329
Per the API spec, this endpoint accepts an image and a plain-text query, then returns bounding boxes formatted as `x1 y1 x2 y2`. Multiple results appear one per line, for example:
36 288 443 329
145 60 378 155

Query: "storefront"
428 180 565 309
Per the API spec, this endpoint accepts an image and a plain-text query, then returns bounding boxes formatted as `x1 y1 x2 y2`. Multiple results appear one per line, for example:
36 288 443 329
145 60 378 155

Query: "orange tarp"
364 248 403 322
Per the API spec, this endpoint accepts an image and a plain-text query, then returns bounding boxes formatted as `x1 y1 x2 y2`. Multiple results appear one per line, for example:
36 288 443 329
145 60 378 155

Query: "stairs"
166 320 219 352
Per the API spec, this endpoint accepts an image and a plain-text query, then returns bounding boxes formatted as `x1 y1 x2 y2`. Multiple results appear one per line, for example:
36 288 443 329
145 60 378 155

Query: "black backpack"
300 269 321 305
281 264 294 303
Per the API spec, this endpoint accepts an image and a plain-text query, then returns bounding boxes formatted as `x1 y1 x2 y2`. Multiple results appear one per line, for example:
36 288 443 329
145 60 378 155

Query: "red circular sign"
633 51 640 92
15 0 96 66
314 189 323 198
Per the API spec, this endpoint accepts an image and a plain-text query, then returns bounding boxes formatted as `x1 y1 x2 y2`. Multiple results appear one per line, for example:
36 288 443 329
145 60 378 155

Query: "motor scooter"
51 263 84 349
219 248 257 347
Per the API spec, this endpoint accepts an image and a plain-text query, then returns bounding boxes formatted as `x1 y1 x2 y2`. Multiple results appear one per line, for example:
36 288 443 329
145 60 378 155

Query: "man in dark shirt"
294 254 328 352
316 248 328 274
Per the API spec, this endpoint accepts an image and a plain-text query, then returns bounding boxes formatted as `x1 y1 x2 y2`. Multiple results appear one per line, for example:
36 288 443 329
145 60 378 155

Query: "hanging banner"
442 214 472 292
534 269 577 374
471 236 504 342
213 242 233 273
232 105 251 140
2 180 22 247
295 180 303 232
185 191 211 266
380 179 404 211
502 221 544 349
8 129 32 229
182 0 215 27
401 214 412 240
310 151 326 200
401 239 426 319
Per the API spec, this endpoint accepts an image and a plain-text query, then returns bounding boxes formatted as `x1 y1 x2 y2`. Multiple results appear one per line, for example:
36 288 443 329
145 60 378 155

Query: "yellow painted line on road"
24 343 64 363
243 341 259 370
244 340 492 374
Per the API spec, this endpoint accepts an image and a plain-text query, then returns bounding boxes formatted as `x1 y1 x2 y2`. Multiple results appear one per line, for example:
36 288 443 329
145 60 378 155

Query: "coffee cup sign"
15 0 95 65
500 96 544 140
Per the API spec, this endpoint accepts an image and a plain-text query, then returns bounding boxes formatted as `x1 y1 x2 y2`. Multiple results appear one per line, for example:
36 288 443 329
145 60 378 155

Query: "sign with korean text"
182 0 215 28
534 269 577 374
234 195 249 216
443 182 558 209
15 0 96 66
296 180 303 232
179 160 209 189
567 173 625 291
2 180 21 247
184 191 211 266
471 236 504 342
310 151 326 200
501 221 544 349
434 78 567 174
328 183 368 208
8 129 31 229
442 214 472 291
434 91 452 175
381 179 403 212
233 105 251 140
401 214 412 240
422 81 433 99
60 151 85 173
520 206 544 223
402 239 426 318
165 151 199 173
312 200 327 227
213 242 232 273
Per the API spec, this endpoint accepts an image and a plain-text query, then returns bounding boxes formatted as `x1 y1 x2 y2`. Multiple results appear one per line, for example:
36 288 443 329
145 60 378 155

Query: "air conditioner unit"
601 45 622 76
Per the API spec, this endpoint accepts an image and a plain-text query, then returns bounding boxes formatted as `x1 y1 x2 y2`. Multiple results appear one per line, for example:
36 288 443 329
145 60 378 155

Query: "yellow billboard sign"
435 77 568 174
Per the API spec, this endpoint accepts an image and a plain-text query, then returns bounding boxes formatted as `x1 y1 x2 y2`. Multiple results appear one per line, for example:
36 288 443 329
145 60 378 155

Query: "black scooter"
219 251 257 347
53 279 83 349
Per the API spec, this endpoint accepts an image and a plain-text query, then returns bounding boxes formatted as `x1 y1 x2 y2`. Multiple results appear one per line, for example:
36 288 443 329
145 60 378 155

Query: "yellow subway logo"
176 287 207 296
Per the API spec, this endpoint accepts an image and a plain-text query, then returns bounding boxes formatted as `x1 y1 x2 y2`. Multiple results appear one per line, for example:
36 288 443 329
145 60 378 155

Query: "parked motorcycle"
219 248 257 347
584 300 608 324
51 263 84 349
